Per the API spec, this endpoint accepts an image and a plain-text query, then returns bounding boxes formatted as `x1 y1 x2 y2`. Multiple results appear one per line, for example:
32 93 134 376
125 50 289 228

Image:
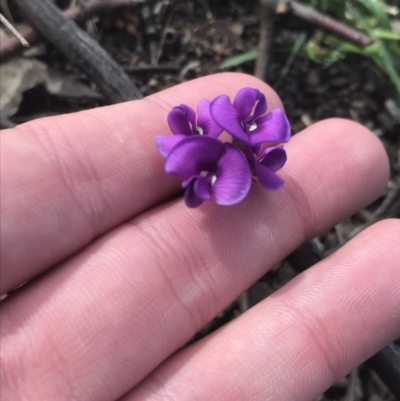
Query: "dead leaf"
0 58 47 118
44 69 102 100
0 58 102 119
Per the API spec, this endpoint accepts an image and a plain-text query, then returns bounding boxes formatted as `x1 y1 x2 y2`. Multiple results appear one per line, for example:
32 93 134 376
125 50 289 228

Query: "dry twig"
124 64 180 73
12 0 142 102
0 12 29 47
0 0 144 62
349 178 400 238
274 1 374 47
254 0 373 81
254 0 278 81
155 2 175 64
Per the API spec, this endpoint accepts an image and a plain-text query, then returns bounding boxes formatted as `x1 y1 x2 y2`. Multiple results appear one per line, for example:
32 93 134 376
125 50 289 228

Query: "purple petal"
197 100 223 138
184 179 204 208
165 136 225 182
259 146 287 172
167 107 193 136
213 144 252 205
179 104 197 134
233 88 258 120
194 176 212 201
252 93 267 120
210 95 249 143
255 163 285 191
249 108 291 145
156 134 186 157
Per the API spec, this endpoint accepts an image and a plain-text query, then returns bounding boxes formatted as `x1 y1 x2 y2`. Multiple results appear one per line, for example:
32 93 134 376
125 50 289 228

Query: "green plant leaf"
347 2 400 93
373 28 400 40
219 50 258 69
281 32 308 77
356 0 392 30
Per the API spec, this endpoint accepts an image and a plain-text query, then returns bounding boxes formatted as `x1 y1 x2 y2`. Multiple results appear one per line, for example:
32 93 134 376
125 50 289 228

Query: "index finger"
0 73 283 294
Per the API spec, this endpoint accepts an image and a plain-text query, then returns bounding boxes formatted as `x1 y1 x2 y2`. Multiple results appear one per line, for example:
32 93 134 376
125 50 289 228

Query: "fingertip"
327 118 390 199
290 117 390 209
305 118 389 172
207 72 283 107
144 72 284 114
357 218 400 249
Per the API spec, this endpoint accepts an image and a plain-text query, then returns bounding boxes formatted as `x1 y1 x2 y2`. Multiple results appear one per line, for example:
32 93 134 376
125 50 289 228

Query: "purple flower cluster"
156 88 291 208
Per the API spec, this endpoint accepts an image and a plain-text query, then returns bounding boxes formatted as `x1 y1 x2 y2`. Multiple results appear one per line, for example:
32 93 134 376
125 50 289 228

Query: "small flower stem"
232 138 247 152
12 0 142 102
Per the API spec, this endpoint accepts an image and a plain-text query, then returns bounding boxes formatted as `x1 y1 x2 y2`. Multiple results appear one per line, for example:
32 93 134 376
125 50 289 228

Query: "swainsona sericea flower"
156 100 222 157
156 87 291 208
244 145 288 191
210 87 290 146
165 136 252 208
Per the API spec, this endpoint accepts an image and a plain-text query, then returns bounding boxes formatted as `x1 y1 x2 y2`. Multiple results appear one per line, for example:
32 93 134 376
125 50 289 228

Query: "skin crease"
122 219 400 401
0 73 399 401
1 73 284 294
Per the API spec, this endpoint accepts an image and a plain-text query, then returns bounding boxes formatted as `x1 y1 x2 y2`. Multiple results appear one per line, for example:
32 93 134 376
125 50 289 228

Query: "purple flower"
210 87 291 146
245 145 287 191
156 100 223 157
156 88 291 208
165 136 252 207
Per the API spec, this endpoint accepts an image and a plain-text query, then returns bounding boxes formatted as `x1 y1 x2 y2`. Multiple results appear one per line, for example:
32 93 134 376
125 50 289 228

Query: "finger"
0 73 282 294
124 219 400 401
0 120 389 401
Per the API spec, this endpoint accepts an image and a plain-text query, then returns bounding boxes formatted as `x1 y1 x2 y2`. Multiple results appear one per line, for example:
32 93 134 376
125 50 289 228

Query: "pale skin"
1 73 399 401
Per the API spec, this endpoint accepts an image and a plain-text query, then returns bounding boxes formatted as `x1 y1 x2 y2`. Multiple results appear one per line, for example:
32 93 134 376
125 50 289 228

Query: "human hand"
1 73 399 401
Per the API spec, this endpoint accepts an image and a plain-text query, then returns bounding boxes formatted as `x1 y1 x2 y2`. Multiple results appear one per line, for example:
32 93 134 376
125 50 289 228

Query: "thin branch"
155 2 175 64
13 0 142 102
238 292 250 313
0 12 29 47
275 1 374 48
124 64 179 72
254 0 278 81
349 178 400 238
0 0 144 62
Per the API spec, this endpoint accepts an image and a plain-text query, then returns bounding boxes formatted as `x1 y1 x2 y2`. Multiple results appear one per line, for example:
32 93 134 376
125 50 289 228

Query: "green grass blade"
356 0 391 30
219 50 258 69
281 32 308 77
347 2 400 94
373 29 400 41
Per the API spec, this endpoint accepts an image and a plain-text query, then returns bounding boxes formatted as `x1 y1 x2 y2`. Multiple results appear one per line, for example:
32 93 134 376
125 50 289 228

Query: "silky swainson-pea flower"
210 87 290 146
156 100 222 157
156 88 291 208
165 136 252 208
244 145 288 191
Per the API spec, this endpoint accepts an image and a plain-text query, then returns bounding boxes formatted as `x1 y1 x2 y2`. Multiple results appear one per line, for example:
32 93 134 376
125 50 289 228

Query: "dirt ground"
1 0 399 400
